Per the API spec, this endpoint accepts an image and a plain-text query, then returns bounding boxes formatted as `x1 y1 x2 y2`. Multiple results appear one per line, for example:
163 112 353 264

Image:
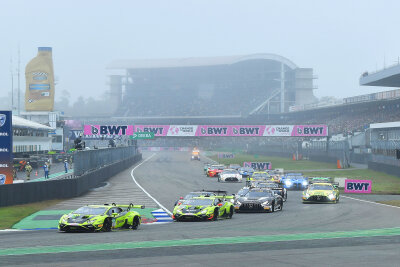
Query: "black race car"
251 182 287 201
234 188 283 213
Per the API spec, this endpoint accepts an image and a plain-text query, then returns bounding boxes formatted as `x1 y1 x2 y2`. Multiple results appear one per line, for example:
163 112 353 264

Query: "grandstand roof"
107 53 298 70
370 121 400 129
12 116 53 130
360 63 400 87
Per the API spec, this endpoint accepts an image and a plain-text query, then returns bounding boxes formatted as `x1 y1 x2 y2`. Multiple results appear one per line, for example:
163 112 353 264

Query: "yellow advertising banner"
25 47 55 111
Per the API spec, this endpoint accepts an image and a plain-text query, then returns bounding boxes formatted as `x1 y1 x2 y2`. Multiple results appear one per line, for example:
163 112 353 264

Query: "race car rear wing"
197 190 228 195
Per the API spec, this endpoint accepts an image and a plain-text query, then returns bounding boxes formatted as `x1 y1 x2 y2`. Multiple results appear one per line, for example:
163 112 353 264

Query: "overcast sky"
1 0 400 103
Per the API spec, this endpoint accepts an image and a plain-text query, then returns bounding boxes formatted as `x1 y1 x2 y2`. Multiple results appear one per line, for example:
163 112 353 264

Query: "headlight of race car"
235 200 241 206
305 193 310 198
285 180 292 186
328 194 335 200
201 209 208 214
61 216 68 223
261 201 270 206
302 180 308 186
86 219 96 224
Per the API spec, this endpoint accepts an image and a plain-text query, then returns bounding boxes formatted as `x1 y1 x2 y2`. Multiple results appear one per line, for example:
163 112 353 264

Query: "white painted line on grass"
342 195 400 209
130 153 173 216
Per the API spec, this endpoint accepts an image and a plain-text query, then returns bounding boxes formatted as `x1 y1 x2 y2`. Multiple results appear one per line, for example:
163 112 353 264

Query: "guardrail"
74 146 139 176
0 154 142 207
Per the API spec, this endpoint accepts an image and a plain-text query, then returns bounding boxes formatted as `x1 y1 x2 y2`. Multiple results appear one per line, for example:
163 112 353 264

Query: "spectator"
43 163 49 179
64 160 69 173
25 162 33 181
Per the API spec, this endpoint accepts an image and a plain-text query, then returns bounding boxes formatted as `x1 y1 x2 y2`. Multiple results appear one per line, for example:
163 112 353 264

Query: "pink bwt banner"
84 125 328 137
344 179 372 193
243 162 272 170
84 125 134 135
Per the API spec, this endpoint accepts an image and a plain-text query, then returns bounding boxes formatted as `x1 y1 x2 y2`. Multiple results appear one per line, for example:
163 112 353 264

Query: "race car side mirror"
217 203 223 206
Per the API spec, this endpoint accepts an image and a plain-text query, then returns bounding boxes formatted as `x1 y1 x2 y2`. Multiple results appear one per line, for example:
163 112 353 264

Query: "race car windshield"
246 191 272 198
237 188 249 196
184 193 212 199
182 199 213 206
309 184 333 190
258 183 278 188
239 167 253 172
73 207 107 215
222 170 237 174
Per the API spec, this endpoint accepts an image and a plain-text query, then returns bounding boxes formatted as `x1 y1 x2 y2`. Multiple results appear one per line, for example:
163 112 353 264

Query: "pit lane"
2 151 400 266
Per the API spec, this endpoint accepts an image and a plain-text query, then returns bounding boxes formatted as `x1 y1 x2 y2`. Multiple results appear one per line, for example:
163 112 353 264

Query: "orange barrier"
337 159 342 169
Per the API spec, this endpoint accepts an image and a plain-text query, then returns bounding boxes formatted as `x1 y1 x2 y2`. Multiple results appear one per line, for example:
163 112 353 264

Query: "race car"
250 171 271 181
173 196 234 221
204 163 212 174
251 181 287 201
234 188 283 213
238 167 254 178
218 168 242 182
191 149 200 160
281 173 308 190
206 164 226 177
174 190 228 206
302 182 339 203
58 203 144 232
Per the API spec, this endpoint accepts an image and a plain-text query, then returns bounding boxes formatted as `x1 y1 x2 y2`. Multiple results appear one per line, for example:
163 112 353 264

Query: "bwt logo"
344 180 372 193
297 127 324 135
141 127 164 134
244 162 271 170
201 127 228 135
96 126 128 135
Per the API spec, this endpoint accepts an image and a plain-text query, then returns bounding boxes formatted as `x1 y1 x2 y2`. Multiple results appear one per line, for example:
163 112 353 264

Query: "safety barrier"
74 146 139 176
0 154 142 207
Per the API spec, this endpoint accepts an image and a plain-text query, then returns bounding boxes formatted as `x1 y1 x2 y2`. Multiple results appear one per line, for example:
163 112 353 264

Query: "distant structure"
107 54 316 117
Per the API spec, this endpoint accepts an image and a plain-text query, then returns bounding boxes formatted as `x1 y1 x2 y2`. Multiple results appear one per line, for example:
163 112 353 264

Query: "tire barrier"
0 154 142 207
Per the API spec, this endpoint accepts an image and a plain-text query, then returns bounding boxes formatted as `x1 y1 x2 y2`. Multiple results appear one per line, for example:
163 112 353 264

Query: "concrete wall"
0 154 142 207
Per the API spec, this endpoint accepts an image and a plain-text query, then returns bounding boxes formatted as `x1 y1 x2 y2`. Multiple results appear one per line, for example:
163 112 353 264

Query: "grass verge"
209 153 337 170
209 153 400 194
376 200 400 207
0 199 62 230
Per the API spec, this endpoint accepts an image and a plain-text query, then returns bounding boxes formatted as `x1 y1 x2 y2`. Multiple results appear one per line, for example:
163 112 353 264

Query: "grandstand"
107 54 316 117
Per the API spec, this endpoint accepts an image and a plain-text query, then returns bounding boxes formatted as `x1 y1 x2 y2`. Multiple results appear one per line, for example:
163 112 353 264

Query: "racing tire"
213 209 219 221
131 216 140 230
218 177 221 182
228 207 233 219
280 200 283 211
268 202 275 213
102 218 112 232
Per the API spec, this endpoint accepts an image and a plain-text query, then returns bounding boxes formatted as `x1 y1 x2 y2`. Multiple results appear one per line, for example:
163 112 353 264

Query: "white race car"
218 169 242 183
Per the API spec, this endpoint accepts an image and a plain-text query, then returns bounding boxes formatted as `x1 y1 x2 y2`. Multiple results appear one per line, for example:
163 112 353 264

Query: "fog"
1 0 400 107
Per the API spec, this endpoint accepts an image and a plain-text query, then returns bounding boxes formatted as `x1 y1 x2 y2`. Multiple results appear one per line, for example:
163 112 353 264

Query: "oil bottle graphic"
25 47 55 111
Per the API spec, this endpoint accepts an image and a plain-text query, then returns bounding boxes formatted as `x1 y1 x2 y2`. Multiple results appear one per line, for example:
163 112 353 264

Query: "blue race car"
238 167 254 178
281 173 308 190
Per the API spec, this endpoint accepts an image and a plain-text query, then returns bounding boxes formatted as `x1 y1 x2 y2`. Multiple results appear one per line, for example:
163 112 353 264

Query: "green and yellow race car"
173 196 234 221
58 203 144 232
302 182 339 203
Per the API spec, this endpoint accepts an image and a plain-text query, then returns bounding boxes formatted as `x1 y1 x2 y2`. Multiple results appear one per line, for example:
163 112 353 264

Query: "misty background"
1 0 400 115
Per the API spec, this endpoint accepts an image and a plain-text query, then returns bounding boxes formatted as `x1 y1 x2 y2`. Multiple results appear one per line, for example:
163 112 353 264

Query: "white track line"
341 195 400 209
130 153 173 216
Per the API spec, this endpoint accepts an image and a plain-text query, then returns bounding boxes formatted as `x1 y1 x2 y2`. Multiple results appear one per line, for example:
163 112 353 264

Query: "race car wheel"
228 207 233 219
131 216 140 230
102 218 112 232
280 200 284 211
269 203 275 213
213 209 219 221
218 177 221 182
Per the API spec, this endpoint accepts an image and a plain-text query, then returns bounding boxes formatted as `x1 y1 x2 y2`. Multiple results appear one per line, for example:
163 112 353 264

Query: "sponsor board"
84 125 134 136
0 111 12 185
218 153 235 159
130 132 155 140
84 125 328 137
344 179 372 193
243 162 272 170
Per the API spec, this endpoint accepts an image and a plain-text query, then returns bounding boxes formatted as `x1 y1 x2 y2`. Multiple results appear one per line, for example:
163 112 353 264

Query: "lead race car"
281 173 309 190
173 196 234 221
218 168 242 182
58 203 144 232
174 190 228 206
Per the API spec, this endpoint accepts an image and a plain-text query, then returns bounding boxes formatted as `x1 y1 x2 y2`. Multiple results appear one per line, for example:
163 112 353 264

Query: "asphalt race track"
1 151 400 266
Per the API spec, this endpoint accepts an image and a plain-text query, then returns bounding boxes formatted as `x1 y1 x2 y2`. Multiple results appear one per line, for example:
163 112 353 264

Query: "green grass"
377 200 400 207
0 200 62 229
209 153 337 170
